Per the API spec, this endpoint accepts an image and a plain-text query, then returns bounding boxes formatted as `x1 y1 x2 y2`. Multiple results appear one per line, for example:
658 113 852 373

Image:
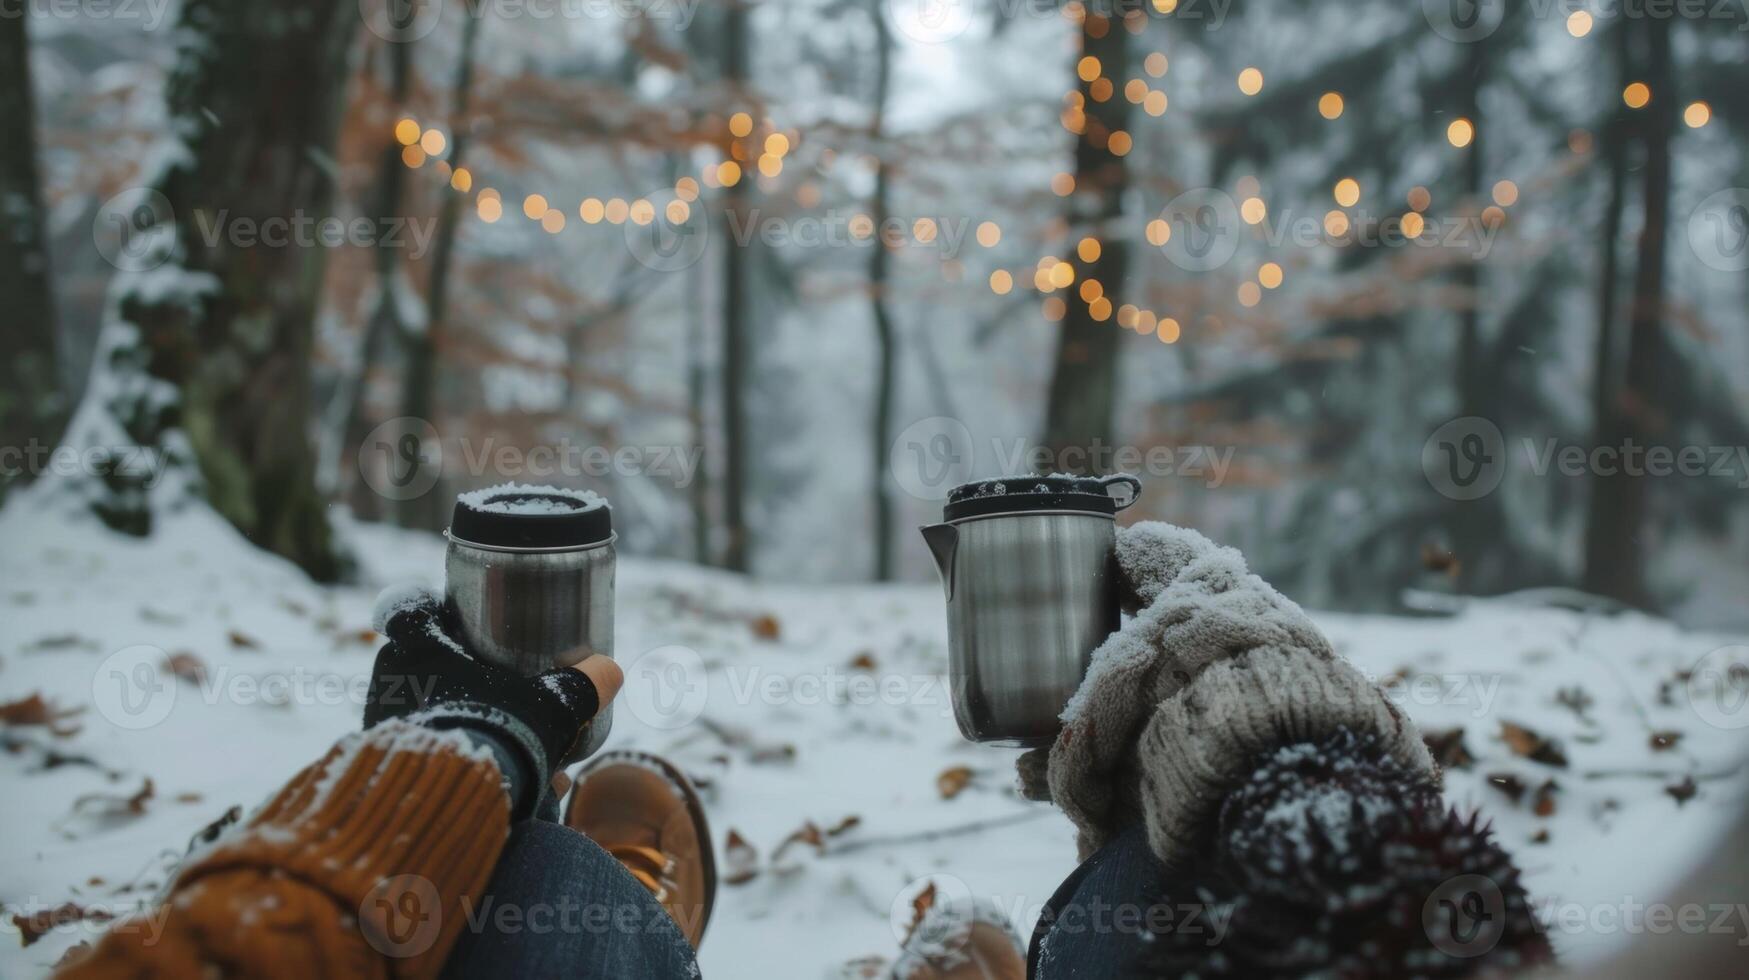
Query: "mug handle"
1101 474 1142 511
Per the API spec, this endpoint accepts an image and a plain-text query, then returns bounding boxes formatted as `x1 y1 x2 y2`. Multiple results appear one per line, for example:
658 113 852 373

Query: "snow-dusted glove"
364 586 606 781
1016 522 1437 866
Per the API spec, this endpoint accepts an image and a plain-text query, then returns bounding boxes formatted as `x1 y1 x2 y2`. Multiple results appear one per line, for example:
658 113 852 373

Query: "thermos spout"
920 523 958 600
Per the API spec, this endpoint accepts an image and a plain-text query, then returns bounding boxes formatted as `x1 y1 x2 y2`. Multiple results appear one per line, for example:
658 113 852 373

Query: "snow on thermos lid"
941 473 1141 523
448 483 612 550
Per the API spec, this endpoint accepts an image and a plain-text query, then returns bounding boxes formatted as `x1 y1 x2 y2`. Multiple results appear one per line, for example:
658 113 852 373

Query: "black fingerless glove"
365 587 603 811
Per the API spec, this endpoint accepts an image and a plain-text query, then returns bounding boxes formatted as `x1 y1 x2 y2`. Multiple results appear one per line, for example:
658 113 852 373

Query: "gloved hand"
365 586 621 789
1016 521 1437 866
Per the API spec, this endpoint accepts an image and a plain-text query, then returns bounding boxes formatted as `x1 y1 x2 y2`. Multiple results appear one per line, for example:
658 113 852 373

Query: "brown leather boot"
563 751 717 948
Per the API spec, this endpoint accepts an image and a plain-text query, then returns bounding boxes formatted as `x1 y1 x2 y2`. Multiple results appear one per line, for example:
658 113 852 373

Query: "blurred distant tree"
0 10 65 499
718 0 753 572
868 0 898 580
340 21 421 524
400 10 483 531
59 0 357 581
1583 15 1673 609
1042 6 1132 471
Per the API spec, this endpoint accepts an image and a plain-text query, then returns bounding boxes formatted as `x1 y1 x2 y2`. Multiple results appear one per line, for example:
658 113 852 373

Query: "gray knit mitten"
1016 521 1438 866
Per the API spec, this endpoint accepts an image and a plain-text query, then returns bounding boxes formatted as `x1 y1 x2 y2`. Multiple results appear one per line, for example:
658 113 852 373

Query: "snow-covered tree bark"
0 10 65 498
59 0 357 581
1041 9 1129 470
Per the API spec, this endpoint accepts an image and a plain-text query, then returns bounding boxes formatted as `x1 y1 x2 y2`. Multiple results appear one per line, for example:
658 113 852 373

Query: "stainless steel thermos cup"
444 485 617 760
921 474 1141 746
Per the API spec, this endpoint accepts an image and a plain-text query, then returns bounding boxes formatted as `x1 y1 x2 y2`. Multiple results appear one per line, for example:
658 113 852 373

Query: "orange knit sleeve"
55 722 512 980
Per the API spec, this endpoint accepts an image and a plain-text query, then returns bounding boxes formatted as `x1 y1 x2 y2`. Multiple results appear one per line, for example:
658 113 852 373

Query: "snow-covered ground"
2 501 1746 976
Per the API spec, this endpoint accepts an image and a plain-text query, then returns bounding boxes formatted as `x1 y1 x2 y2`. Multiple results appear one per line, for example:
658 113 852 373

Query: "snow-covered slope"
1 502 1744 976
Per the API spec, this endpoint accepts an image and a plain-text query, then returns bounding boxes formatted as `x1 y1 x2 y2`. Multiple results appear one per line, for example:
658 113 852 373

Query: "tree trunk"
868 0 898 581
63 0 356 581
1448 33 1493 594
342 26 417 522
401 9 483 530
1041 10 1130 471
0 11 65 498
1581 23 1631 599
718 0 752 571
1584 16 1673 609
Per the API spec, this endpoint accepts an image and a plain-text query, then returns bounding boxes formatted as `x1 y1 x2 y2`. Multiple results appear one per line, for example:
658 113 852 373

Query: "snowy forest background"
4 0 1749 622
5 2 1749 975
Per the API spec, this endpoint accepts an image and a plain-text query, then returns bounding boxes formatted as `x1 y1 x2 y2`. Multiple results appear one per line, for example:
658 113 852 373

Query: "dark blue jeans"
444 819 1160 979
441 820 698 978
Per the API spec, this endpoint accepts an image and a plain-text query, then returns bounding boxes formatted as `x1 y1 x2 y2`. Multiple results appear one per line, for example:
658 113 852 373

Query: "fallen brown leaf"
1665 776 1698 806
13 903 113 948
848 652 878 672
0 693 84 737
937 766 974 800
164 651 208 685
1485 772 1526 803
825 815 861 836
228 630 260 650
749 614 781 642
1423 727 1475 770
1532 779 1560 817
1500 721 1568 767
724 828 759 885
1648 730 1683 752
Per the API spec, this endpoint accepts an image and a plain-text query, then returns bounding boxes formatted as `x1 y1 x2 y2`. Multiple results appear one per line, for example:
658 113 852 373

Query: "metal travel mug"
920 474 1141 746
444 485 617 760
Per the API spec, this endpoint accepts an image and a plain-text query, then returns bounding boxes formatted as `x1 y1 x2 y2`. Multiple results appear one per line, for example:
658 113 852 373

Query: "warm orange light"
1333 178 1361 208
522 194 548 220
450 168 472 192
1623 82 1650 109
1318 92 1344 120
1241 197 1267 225
675 177 700 201
1143 52 1168 77
1143 90 1167 116
394 118 421 146
1051 173 1076 196
541 209 565 234
1567 11 1592 36
419 129 446 156
1157 317 1181 343
990 270 1013 295
1077 237 1101 262
477 196 502 222
1145 218 1170 246
1237 67 1263 96
1258 262 1283 289
729 112 753 137
1492 180 1519 207
717 160 742 186
1077 56 1102 82
1447 118 1475 148
1108 130 1132 156
1401 212 1425 238
580 198 604 223
1237 282 1261 307
1684 101 1711 128
1407 186 1431 212
976 221 1001 247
